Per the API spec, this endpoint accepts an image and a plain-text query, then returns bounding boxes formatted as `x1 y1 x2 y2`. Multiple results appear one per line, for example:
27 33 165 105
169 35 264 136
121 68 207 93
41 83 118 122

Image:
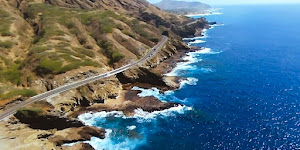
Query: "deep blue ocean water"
79 5 300 149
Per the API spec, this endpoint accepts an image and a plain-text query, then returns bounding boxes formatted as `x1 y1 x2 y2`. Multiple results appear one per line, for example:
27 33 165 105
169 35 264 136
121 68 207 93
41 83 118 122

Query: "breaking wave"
179 77 199 89
77 105 193 150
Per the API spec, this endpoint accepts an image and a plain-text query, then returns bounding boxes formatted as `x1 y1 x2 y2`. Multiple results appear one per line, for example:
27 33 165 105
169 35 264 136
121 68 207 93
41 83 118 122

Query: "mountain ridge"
155 0 211 15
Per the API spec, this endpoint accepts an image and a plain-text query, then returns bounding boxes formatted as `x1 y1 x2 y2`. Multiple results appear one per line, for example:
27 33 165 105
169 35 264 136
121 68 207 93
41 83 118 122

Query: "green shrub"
79 13 94 25
56 47 85 59
0 89 37 100
1 31 14 36
60 54 78 62
133 26 148 38
39 59 62 73
29 46 48 54
110 51 124 64
59 60 99 73
116 24 124 30
33 29 46 44
0 9 13 36
98 41 113 56
48 53 60 60
0 55 11 66
73 47 95 58
79 12 116 33
65 21 75 29
15 107 43 118
70 28 79 35
132 19 139 25
0 41 13 49
122 30 135 38
150 37 159 43
0 64 22 85
100 18 115 33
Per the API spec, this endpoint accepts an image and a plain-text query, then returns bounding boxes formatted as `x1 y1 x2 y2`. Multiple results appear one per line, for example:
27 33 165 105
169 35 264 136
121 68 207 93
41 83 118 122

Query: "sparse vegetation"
122 30 135 38
15 107 43 118
110 51 124 64
73 47 95 58
59 60 99 73
150 37 160 43
0 89 37 100
0 9 13 37
0 1 175 80
29 46 48 54
0 40 13 49
38 59 63 73
0 64 23 85
1 31 14 36
131 20 149 38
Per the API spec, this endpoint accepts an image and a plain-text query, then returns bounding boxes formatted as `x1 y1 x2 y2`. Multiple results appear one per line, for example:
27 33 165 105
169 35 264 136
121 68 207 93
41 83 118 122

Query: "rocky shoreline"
0 39 201 149
0 29 211 150
0 1 213 147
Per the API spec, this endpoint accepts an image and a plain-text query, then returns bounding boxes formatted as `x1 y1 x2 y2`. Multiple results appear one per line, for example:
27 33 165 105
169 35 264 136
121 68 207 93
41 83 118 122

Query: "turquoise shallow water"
79 5 300 149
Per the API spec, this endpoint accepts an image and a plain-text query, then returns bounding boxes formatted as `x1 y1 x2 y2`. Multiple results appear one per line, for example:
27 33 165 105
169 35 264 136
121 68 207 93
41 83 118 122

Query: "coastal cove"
77 5 300 149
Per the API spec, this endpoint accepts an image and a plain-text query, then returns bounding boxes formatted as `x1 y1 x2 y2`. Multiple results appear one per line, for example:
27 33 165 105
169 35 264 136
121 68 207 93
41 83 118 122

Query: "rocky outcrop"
7 0 29 13
122 90 180 113
116 67 167 87
50 126 105 146
14 110 84 130
73 77 121 106
63 143 95 150
73 89 180 116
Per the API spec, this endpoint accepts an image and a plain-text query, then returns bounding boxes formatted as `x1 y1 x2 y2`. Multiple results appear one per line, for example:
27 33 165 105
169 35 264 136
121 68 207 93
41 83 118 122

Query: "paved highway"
0 36 168 121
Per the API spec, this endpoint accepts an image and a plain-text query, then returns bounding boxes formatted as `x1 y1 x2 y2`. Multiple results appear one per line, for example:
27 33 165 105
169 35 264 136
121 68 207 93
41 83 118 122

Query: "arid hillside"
0 0 211 149
0 0 208 108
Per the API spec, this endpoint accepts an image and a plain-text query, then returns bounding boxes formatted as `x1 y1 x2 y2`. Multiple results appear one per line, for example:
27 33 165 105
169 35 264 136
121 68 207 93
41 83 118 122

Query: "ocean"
78 5 300 149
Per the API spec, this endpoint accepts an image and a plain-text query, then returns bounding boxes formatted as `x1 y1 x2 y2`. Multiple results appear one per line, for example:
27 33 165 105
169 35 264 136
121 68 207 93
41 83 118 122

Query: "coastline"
71 24 217 117
71 44 198 118
0 15 216 150
0 27 213 150
185 8 223 17
67 23 219 149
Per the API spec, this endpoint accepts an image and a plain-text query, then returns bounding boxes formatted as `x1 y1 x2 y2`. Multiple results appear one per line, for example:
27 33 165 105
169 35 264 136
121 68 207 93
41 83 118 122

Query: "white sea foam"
131 86 165 101
131 86 183 103
200 68 213 73
179 77 199 89
210 24 225 29
132 105 193 123
79 105 192 125
78 111 125 126
186 8 223 17
165 47 220 77
87 129 143 150
194 47 221 55
188 39 206 45
165 51 203 76
62 141 82 147
126 125 137 130
77 83 194 150
186 12 223 17
62 128 143 150
183 34 208 41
